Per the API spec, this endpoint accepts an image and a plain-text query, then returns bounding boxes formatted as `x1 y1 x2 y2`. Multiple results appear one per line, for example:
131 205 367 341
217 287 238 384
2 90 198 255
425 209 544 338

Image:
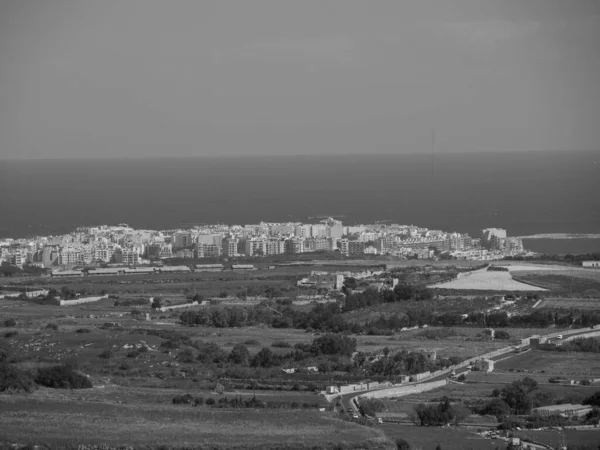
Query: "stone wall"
59 296 108 306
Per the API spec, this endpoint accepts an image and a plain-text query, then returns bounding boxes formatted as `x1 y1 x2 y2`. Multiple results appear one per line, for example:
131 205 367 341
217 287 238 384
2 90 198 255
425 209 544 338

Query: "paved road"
338 326 599 414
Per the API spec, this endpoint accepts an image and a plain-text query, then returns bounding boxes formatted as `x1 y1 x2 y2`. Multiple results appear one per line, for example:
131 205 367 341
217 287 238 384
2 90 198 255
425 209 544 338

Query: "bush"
45 323 59 331
172 393 194 404
495 330 511 340
176 348 195 364
98 349 113 359
75 328 91 334
3 319 16 327
0 363 36 393
35 364 92 389
205 398 216 405
194 397 204 406
3 331 18 338
244 339 261 346
580 379 592 386
271 341 291 348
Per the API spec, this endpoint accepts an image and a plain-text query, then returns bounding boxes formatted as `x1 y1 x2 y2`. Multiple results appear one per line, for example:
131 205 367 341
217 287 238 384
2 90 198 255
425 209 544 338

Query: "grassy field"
0 396 392 450
379 424 502 450
494 349 600 377
513 429 600 448
537 297 600 310
430 269 547 292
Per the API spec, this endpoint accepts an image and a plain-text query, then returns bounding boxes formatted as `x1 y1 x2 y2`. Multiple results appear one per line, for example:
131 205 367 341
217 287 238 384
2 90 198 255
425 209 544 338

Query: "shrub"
98 349 113 359
75 328 91 334
271 341 291 348
172 393 193 405
457 374 466 382
35 364 92 389
119 362 132 371
580 379 591 386
161 340 179 350
45 323 59 331
3 331 18 338
243 339 261 346
0 363 36 393
194 397 204 406
495 330 511 340
205 398 216 405
176 348 195 364
3 319 16 327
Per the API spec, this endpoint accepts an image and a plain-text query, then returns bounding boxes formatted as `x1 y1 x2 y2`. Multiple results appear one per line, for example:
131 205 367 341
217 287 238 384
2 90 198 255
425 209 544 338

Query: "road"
338 327 599 414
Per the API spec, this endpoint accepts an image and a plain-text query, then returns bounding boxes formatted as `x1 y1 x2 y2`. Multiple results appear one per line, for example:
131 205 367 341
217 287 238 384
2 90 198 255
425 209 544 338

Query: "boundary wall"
358 379 449 400
59 296 108 306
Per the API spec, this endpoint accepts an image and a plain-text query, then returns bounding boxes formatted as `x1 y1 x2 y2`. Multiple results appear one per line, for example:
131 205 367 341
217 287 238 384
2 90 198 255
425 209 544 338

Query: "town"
0 218 530 272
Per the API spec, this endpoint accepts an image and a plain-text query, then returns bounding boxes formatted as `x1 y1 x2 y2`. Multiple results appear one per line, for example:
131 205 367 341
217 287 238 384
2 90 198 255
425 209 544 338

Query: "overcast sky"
0 0 599 159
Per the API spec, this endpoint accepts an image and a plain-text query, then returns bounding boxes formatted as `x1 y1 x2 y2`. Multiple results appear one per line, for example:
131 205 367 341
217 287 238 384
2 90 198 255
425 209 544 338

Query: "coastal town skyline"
1 218 528 271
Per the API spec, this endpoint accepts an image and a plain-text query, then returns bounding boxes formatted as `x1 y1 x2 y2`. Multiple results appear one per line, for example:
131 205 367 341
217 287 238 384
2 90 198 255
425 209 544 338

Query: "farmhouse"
583 261 600 268
231 264 256 271
87 268 122 276
51 270 82 277
122 267 156 274
532 404 592 418
195 264 224 272
159 266 191 273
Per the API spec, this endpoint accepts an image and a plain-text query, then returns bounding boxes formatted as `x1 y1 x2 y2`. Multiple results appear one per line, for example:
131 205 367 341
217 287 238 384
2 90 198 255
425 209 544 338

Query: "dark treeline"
503 252 600 264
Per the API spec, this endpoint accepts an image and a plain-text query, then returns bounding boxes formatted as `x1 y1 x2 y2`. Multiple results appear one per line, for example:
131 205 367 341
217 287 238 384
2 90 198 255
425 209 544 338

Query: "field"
429 268 547 291
379 424 501 450
494 349 600 377
513 429 600 448
0 396 391 449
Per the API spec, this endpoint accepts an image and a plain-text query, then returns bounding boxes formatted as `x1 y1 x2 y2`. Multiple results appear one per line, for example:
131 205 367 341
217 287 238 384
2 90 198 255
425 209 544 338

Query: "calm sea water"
1 152 599 244
522 238 600 255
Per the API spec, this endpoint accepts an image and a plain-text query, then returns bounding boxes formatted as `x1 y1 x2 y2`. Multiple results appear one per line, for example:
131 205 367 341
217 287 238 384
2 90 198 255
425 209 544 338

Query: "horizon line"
0 148 597 162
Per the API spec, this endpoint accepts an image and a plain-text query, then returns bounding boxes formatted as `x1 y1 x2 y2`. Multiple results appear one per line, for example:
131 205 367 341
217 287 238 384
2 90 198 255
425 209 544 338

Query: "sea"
1 151 599 253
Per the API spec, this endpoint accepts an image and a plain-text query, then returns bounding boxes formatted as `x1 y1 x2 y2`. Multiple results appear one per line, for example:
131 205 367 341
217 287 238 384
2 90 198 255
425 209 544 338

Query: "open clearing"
494 349 600 377
379 424 499 450
429 269 547 291
513 429 600 448
0 396 390 449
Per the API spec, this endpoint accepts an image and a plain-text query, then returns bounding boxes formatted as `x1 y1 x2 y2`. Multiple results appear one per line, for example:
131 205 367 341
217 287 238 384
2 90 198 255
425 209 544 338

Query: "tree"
251 347 275 368
228 343 250 366
151 297 162 310
395 439 411 450
481 398 510 418
358 398 385 417
176 348 195 364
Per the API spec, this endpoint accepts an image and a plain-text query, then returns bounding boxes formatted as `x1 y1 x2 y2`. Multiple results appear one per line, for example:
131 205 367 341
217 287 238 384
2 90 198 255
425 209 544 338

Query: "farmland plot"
429 269 547 291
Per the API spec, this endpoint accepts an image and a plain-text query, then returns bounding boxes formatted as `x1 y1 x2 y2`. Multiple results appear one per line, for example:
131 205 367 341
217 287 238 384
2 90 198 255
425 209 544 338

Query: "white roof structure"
160 265 191 272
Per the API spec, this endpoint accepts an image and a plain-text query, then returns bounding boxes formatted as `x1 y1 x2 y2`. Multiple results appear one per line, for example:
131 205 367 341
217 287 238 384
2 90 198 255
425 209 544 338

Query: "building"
159 265 191 273
285 237 305 254
481 228 507 250
51 270 83 277
222 237 238 258
583 261 600 268
195 264 224 272
121 248 140 266
348 240 366 256
172 231 193 249
232 264 256 271
245 238 266 257
532 404 592 418
265 239 286 256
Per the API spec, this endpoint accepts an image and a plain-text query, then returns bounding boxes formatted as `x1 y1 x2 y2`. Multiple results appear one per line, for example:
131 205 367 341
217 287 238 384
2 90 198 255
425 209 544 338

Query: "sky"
0 0 599 159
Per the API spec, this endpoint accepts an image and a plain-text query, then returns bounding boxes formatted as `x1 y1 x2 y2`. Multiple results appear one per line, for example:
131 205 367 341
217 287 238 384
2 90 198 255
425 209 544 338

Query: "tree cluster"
412 397 469 426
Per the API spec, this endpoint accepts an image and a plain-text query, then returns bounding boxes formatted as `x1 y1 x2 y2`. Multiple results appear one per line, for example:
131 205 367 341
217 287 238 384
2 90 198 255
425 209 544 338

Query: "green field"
513 429 600 448
379 424 502 450
494 349 600 376
0 396 392 450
